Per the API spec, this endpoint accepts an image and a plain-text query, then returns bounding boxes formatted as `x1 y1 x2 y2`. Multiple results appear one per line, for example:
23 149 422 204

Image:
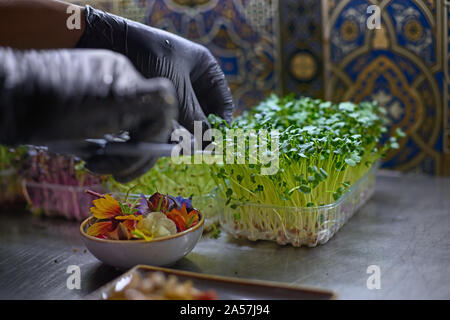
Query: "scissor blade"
104 142 175 158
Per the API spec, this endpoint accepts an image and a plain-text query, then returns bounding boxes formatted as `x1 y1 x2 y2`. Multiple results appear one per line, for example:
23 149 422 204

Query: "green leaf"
156 196 164 212
254 184 264 192
333 192 341 201
299 185 311 194
210 224 221 239
186 215 196 228
344 158 356 166
319 168 328 178
338 102 355 112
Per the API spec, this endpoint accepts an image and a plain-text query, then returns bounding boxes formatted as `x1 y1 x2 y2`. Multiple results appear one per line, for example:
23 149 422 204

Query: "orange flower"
90 194 122 219
87 194 142 240
166 203 199 232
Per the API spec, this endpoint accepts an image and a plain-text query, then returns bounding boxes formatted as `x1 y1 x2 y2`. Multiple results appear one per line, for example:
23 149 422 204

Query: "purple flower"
174 196 194 212
138 193 150 215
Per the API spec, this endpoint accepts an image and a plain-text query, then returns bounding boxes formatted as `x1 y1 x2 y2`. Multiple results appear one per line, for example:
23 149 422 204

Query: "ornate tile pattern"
322 0 449 175
280 0 324 98
145 0 281 113
444 0 450 174
69 0 148 22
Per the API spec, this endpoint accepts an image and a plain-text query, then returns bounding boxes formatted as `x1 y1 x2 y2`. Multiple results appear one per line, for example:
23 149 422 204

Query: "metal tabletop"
0 171 449 300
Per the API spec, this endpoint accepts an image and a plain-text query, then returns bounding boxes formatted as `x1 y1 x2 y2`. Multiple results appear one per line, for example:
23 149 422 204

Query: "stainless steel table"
1 171 449 299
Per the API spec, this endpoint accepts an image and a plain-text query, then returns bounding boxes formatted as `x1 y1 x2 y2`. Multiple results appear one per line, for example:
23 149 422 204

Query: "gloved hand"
0 47 178 182
75 5 234 134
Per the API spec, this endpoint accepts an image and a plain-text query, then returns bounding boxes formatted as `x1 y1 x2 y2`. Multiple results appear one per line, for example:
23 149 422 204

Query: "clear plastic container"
22 181 106 221
219 164 377 247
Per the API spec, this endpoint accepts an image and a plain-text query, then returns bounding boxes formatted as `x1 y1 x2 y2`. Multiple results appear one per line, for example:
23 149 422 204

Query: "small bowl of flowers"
80 190 204 269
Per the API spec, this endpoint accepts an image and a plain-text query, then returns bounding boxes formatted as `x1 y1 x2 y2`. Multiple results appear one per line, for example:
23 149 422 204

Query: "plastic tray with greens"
207 94 404 246
19 146 107 220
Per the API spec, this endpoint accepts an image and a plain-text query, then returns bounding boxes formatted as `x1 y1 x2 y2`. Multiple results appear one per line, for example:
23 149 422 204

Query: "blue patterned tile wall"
445 0 450 173
142 0 281 114
322 0 449 174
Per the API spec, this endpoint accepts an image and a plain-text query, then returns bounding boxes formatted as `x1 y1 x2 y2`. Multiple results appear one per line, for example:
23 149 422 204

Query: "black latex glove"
76 5 234 134
0 47 178 182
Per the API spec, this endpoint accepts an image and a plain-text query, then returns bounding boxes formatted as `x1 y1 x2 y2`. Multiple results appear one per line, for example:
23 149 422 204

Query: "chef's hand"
0 47 178 182
76 5 234 134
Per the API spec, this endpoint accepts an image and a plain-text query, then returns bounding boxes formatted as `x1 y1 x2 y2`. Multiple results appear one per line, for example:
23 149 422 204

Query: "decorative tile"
323 0 448 175
444 0 450 174
143 0 281 113
280 0 324 98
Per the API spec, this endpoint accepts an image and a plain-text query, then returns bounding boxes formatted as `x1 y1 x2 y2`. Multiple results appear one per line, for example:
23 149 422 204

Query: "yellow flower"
90 194 122 219
87 194 143 240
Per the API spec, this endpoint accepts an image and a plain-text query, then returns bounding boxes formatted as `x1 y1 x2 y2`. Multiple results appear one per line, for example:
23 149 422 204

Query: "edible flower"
173 196 194 211
87 193 142 240
85 190 201 241
135 212 177 239
166 203 199 232
147 192 171 212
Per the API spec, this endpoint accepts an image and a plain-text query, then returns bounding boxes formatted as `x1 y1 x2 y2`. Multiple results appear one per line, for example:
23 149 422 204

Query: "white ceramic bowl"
80 214 204 269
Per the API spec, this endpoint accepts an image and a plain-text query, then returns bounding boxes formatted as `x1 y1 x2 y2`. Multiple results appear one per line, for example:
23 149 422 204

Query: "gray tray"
88 264 336 300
